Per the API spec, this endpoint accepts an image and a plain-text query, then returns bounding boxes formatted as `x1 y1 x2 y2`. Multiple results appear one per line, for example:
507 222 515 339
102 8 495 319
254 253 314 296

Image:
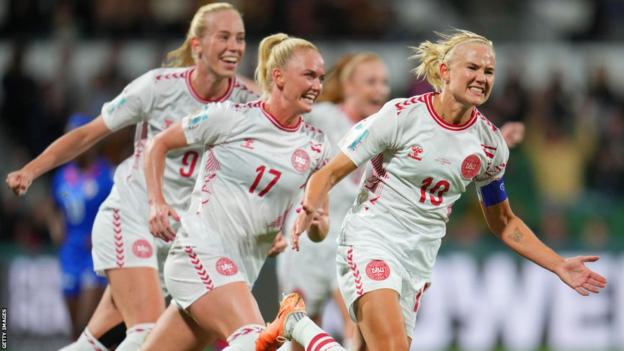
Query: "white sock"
222 324 265 351
288 313 344 351
116 323 155 351
343 338 354 351
58 328 109 351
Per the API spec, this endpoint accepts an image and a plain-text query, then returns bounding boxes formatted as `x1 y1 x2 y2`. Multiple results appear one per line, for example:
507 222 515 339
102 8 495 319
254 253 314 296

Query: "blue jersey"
52 158 114 249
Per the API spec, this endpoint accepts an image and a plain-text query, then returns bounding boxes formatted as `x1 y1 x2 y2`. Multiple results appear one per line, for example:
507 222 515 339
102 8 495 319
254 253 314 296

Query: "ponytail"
164 2 239 67
255 33 318 97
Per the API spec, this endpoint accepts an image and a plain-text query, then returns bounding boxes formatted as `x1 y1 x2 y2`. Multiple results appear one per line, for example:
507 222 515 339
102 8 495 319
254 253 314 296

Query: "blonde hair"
164 3 240 67
318 52 382 104
411 29 493 92
254 33 318 97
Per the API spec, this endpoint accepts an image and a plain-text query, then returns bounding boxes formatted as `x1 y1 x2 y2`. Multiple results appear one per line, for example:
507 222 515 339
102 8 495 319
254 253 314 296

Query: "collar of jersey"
261 102 302 132
185 67 234 104
425 92 477 131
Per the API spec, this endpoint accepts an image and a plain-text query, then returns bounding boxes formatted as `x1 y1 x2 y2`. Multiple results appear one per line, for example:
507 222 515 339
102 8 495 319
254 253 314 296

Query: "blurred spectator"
538 206 572 250
2 0 624 40
585 102 624 198
582 66 623 199
83 41 128 117
524 73 596 207
484 68 529 124
580 215 611 251
39 42 79 151
1 41 46 156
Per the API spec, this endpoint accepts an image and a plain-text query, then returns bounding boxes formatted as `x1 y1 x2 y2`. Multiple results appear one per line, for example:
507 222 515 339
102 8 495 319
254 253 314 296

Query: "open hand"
555 256 607 296
291 207 314 251
148 201 180 242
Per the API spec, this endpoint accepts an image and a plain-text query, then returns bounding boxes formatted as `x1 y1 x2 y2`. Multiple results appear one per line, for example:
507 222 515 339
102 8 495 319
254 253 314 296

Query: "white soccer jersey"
101 66 258 211
284 102 364 252
339 92 509 280
307 103 366 244
178 100 332 283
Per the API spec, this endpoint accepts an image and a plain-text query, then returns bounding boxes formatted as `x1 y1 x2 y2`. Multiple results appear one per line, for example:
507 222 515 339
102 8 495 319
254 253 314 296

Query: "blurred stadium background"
0 0 623 350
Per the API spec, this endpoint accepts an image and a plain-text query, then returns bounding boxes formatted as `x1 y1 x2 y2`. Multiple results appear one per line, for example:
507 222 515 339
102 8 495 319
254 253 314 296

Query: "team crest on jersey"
365 260 390 281
291 149 311 173
163 118 174 129
461 154 482 180
132 239 153 259
216 257 238 276
408 144 424 160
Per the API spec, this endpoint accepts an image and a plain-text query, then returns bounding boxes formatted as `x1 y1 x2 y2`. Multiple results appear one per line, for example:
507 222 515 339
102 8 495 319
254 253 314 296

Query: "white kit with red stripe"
335 92 509 336
91 66 257 274
277 102 365 316
163 100 332 309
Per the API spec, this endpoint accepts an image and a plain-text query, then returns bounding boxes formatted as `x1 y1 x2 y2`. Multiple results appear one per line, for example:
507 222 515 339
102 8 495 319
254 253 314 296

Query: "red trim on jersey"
185 67 234 104
425 93 477 131
260 102 302 132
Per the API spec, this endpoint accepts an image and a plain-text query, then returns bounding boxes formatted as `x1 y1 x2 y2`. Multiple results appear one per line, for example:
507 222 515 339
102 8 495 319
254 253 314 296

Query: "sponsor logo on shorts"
461 154 481 180
291 149 311 173
216 257 238 276
365 260 390 281
132 239 153 259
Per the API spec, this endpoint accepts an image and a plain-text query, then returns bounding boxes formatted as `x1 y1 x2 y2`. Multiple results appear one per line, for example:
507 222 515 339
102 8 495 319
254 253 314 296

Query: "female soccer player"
141 32 351 351
277 52 390 350
290 30 607 351
6 3 257 350
279 51 525 351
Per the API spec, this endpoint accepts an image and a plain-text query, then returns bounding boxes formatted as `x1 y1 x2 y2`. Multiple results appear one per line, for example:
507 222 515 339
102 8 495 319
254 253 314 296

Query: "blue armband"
478 177 508 207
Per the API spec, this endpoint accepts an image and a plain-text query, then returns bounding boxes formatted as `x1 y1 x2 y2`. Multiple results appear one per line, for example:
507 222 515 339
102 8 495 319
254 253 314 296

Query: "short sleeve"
101 71 155 132
314 133 334 171
474 131 510 188
182 101 239 146
338 101 400 167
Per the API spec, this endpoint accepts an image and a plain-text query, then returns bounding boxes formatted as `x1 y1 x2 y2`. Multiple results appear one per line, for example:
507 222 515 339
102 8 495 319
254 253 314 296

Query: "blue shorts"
59 245 108 297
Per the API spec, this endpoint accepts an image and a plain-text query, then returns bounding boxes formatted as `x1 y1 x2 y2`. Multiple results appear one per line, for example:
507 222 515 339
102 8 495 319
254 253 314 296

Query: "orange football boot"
255 292 306 351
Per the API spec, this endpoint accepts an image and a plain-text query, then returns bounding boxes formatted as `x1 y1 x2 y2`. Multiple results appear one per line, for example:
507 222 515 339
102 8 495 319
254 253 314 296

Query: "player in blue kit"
51 114 114 340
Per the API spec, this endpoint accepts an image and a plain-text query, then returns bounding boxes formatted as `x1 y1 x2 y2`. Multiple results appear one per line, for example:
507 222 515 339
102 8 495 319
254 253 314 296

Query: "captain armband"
478 177 508 207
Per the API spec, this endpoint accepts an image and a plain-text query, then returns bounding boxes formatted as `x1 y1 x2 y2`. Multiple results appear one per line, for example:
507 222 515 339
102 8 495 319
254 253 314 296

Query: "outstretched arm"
144 122 188 241
481 199 607 296
292 152 357 250
6 116 111 195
